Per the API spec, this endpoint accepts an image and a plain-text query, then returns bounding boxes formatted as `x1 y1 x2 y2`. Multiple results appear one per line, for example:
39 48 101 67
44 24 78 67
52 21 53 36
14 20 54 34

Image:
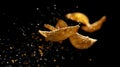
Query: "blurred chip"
81 16 106 33
55 19 68 28
69 33 97 49
39 25 80 42
65 12 90 26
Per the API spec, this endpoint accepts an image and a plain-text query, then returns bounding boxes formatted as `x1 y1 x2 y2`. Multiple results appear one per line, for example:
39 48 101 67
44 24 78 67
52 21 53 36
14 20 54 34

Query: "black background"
0 0 117 66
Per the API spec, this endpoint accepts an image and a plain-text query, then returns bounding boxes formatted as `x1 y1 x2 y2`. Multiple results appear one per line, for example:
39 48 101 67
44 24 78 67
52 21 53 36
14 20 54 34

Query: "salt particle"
36 8 39 10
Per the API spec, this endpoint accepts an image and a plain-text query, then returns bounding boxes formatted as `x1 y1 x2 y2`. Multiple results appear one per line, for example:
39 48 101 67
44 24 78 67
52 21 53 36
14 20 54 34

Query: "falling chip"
55 19 68 28
39 25 80 42
69 33 97 49
81 16 107 33
65 12 90 27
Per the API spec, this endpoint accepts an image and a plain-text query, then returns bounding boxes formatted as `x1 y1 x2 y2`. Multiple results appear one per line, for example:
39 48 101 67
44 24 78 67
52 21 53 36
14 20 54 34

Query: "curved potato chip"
44 23 64 43
81 16 106 33
39 25 80 42
69 33 97 49
55 19 68 28
65 12 90 26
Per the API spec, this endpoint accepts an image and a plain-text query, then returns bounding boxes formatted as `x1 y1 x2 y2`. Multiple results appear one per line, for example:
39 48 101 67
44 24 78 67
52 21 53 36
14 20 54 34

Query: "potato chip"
55 19 68 28
39 25 80 42
81 16 106 33
44 23 64 43
66 12 90 26
69 33 97 49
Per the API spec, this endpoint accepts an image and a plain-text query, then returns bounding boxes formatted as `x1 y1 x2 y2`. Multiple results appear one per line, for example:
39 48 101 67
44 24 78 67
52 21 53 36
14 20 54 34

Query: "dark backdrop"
0 0 116 66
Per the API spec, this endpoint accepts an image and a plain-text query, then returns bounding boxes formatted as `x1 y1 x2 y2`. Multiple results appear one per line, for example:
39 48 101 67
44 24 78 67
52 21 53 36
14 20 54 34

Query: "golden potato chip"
65 12 90 26
69 33 97 49
44 23 64 43
81 16 106 33
55 19 68 28
39 25 80 42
